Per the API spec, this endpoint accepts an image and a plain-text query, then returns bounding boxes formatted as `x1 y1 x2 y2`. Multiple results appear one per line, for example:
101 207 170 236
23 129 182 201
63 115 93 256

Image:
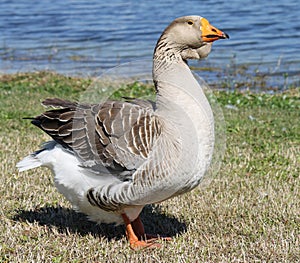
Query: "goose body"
17 16 228 249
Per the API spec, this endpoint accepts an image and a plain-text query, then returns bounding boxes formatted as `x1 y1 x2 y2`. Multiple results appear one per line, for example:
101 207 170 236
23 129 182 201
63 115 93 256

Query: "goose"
17 16 229 250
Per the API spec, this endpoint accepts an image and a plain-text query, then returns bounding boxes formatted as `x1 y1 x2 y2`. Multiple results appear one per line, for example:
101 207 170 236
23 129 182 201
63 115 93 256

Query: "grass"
0 71 299 262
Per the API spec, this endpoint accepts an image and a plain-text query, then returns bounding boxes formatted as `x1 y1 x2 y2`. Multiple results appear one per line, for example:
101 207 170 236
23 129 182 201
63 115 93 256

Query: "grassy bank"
0 72 299 262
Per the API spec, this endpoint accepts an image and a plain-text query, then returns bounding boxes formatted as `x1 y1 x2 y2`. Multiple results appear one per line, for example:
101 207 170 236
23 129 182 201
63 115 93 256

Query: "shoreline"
1 67 299 93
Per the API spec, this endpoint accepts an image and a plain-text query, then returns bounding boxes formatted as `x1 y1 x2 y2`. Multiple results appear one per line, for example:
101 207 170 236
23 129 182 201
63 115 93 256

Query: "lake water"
1 0 299 89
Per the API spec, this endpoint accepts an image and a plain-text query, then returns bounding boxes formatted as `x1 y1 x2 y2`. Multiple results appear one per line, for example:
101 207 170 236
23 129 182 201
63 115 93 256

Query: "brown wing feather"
32 98 159 173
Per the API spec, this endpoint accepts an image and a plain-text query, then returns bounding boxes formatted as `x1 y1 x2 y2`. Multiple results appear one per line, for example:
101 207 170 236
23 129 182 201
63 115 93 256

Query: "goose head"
155 16 229 61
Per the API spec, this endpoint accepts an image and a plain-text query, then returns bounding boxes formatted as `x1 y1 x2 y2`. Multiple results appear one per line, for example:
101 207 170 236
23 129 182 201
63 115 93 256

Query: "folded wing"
32 98 161 178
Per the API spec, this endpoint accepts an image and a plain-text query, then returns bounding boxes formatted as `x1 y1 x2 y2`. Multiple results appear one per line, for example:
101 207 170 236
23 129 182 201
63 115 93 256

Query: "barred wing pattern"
32 98 160 178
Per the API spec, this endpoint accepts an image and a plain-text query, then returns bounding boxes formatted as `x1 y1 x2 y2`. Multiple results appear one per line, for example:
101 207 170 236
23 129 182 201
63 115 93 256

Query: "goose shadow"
13 204 187 241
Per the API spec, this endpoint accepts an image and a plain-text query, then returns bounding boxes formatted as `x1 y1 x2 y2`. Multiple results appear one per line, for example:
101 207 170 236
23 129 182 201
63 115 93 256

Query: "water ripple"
1 0 299 88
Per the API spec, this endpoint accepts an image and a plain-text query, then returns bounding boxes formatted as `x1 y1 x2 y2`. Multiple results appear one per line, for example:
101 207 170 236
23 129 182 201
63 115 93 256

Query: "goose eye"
187 20 194 25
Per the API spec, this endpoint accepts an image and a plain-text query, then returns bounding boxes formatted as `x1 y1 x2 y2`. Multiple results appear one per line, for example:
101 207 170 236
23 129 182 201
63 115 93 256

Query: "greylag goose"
17 16 228 250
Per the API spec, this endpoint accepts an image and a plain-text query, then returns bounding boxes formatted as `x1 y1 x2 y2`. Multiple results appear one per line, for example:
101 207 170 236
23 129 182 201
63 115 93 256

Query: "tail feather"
17 141 57 172
16 154 42 172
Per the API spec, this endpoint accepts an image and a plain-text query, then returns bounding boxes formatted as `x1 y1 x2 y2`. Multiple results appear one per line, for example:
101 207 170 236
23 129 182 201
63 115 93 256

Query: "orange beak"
201 17 229 42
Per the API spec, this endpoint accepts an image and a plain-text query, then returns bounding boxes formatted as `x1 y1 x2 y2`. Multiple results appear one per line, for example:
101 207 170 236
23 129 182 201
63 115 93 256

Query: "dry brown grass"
0 72 299 262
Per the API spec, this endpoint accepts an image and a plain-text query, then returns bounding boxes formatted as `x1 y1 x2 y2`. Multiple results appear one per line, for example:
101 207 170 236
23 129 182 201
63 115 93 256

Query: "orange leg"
121 214 171 250
131 216 146 239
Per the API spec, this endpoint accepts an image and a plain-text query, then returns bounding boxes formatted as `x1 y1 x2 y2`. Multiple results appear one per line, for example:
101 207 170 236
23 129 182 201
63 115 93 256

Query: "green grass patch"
0 72 299 262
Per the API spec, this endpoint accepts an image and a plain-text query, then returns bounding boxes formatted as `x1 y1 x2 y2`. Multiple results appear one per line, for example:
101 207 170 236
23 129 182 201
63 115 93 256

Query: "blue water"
1 0 299 88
